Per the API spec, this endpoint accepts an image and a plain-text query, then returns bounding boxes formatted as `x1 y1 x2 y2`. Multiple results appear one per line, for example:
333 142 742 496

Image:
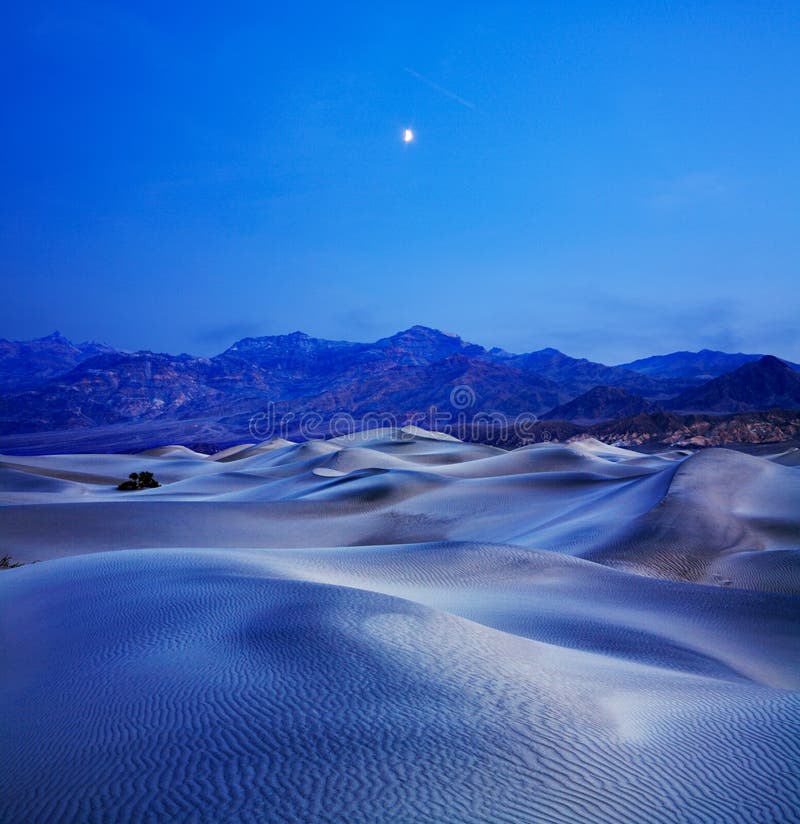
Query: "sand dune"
585 448 800 583
769 446 800 467
1 431 799 821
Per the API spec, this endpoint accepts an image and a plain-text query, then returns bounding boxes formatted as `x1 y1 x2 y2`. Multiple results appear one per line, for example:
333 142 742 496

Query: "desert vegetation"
117 471 161 491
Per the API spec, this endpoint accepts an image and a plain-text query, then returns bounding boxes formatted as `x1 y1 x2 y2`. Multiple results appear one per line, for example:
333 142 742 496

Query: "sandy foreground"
1 429 799 822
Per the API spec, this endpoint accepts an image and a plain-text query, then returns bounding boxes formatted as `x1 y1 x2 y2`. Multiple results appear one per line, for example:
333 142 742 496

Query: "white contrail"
403 67 477 111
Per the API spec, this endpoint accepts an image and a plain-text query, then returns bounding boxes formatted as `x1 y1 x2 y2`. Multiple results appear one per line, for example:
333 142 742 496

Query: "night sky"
2 1 798 362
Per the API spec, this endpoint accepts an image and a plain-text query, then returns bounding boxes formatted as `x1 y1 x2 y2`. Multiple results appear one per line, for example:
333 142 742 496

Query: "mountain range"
619 348 800 380
1 327 799 453
0 331 116 392
665 355 800 413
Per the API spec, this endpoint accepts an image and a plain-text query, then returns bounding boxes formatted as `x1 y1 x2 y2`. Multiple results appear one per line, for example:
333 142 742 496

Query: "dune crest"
2 431 799 821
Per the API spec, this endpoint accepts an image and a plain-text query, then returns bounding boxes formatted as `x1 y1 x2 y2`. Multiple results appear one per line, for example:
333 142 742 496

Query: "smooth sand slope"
1 429 799 822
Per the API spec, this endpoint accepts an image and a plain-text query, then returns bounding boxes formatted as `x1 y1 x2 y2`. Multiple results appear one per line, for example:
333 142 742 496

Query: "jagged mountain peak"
39 330 70 342
1 328 799 443
378 325 467 344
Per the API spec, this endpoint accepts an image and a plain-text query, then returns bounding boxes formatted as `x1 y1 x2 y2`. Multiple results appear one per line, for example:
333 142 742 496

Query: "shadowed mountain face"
0 327 667 436
668 356 800 414
544 386 658 425
0 328 798 450
0 332 115 392
278 353 564 421
619 349 800 380
506 348 673 397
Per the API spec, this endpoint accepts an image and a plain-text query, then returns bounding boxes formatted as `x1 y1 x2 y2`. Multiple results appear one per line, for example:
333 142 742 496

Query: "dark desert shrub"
117 471 161 491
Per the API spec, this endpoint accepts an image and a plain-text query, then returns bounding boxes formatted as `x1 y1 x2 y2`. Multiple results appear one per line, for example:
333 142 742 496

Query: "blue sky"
2 1 798 363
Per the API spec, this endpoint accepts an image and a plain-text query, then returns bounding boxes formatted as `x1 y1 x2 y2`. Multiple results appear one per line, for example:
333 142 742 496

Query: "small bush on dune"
117 471 161 491
0 554 24 570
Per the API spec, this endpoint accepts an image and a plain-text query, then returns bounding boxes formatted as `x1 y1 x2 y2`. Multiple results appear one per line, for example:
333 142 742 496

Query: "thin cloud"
404 67 477 112
646 173 734 210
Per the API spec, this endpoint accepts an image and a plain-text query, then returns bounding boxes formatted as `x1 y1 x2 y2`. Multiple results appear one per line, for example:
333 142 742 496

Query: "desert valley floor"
1 429 799 822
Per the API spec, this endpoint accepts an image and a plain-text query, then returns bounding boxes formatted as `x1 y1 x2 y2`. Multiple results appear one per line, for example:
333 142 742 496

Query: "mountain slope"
507 348 679 398
591 409 800 448
544 385 659 424
0 332 117 392
0 351 229 433
1 328 799 443
0 330 558 435
334 353 564 419
668 356 800 413
620 349 800 381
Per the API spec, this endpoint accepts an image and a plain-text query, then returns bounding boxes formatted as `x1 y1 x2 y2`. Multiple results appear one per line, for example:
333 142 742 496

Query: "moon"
403 128 414 143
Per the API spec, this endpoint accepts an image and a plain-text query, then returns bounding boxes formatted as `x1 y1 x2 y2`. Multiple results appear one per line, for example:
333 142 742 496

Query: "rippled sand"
2 430 799 822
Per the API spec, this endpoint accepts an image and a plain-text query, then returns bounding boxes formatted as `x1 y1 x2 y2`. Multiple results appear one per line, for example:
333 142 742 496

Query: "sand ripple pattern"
2 550 799 823
1 432 799 821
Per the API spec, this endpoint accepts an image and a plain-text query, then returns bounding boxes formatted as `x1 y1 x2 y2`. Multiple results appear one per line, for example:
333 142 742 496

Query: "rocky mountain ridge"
1 327 798 451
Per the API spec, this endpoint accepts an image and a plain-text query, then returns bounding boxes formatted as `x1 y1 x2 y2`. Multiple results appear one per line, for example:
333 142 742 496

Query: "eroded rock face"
0 327 671 437
0 329 798 450
590 409 800 448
